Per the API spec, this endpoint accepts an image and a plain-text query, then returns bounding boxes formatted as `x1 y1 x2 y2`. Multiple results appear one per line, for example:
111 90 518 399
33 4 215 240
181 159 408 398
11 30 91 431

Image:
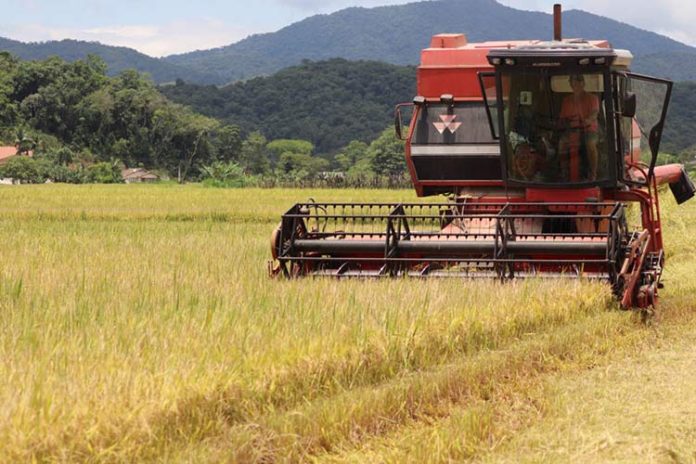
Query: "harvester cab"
270 5 695 309
482 45 676 193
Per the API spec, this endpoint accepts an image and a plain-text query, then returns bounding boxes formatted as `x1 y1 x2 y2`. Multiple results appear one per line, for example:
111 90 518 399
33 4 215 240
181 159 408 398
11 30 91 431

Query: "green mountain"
0 37 217 84
2 1 694 85
161 58 695 156
164 0 696 83
662 81 696 154
160 59 416 153
632 52 696 81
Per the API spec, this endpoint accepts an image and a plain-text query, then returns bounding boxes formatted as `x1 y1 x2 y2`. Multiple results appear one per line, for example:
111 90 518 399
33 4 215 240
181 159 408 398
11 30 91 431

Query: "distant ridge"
160 59 416 153
0 37 218 84
161 57 696 155
2 0 696 84
164 0 696 83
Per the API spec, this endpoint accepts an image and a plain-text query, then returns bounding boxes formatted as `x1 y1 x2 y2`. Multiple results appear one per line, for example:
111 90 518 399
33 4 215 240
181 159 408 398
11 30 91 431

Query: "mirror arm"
647 124 664 180
394 109 402 139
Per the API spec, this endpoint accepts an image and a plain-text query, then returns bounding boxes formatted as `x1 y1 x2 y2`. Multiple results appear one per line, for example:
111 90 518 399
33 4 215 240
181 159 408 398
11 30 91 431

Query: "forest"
0 53 410 186
0 52 227 183
160 59 415 154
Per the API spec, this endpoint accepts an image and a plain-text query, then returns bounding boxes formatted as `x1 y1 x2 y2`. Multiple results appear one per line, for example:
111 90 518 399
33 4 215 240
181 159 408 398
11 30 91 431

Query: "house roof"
0 146 18 162
0 146 34 163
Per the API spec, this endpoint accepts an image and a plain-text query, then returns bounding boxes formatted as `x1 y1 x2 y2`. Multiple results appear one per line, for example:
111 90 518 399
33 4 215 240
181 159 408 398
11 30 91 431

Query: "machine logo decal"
433 115 462 134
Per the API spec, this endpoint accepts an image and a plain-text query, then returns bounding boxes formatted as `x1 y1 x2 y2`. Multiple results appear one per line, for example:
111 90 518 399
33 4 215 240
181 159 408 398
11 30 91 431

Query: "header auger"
270 4 695 309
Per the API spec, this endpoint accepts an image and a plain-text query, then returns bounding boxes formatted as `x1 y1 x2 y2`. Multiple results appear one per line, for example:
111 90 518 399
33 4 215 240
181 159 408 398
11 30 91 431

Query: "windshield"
411 102 496 145
500 71 612 184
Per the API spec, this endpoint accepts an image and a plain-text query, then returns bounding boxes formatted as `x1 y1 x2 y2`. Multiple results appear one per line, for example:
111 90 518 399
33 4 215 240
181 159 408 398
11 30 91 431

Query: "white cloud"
576 0 696 46
84 25 159 40
501 0 696 46
274 0 411 13
5 19 255 56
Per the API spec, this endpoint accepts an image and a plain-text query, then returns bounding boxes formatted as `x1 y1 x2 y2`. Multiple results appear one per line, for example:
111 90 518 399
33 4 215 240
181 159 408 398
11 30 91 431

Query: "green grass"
0 184 694 462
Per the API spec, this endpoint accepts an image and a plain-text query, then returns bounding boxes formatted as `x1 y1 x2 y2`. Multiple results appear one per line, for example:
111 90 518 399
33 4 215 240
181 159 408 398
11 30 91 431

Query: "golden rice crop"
0 184 693 462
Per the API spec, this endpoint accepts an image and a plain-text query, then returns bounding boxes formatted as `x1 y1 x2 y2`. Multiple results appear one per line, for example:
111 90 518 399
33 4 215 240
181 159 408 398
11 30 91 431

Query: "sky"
2 0 695 57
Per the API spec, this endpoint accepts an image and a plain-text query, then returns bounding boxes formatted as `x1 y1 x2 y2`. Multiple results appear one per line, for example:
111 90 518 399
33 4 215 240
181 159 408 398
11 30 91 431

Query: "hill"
3 1 695 84
161 58 695 155
661 81 696 154
160 59 416 153
164 0 696 83
0 37 217 84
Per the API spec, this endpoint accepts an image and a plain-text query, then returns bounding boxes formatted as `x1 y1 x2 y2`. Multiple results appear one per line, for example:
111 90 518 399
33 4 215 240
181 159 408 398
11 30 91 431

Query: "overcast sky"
2 0 695 56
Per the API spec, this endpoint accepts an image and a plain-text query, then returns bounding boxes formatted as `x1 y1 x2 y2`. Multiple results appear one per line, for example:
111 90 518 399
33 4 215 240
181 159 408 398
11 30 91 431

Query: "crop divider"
385 204 411 276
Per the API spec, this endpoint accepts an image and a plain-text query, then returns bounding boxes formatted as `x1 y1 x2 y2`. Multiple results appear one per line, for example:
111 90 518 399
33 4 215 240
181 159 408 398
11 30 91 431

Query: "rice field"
0 184 694 462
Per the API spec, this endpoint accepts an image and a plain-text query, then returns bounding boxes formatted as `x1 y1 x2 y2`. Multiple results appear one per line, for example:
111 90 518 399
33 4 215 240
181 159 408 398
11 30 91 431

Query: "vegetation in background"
0 52 246 183
200 161 253 188
0 53 413 186
160 59 415 154
241 129 408 188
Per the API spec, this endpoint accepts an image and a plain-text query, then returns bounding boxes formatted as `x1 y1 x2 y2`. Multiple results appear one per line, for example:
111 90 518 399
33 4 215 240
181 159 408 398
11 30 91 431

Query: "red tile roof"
0 146 18 162
0 146 33 164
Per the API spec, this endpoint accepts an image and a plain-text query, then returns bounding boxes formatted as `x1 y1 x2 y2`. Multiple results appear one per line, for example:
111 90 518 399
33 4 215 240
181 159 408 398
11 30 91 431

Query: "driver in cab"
558 74 599 181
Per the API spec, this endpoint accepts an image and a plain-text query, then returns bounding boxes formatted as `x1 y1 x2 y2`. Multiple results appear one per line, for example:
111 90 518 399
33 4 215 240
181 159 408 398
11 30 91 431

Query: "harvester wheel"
618 230 651 309
270 222 282 260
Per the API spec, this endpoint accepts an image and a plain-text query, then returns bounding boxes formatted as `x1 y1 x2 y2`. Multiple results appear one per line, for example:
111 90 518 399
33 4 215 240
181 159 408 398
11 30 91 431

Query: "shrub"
85 162 122 183
200 161 254 188
0 156 47 183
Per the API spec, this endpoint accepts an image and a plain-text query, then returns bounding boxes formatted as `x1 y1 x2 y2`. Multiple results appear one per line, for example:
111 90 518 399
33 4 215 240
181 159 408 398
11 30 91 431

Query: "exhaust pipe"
554 4 562 41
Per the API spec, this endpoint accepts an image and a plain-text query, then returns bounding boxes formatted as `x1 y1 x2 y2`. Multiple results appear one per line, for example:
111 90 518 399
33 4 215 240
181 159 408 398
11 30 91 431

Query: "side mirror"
621 72 672 184
394 109 403 139
394 103 414 141
623 93 636 118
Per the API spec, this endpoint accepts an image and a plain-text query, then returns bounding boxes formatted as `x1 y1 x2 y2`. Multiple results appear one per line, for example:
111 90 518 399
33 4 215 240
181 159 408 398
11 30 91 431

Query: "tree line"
0 53 411 185
0 52 236 182
160 58 416 154
202 128 408 188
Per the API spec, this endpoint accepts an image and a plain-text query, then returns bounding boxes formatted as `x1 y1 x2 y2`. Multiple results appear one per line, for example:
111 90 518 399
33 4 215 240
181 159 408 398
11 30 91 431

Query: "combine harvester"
270 4 695 308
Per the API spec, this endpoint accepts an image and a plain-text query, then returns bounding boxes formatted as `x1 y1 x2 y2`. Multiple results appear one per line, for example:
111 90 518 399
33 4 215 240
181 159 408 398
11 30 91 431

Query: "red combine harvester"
270 5 695 308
